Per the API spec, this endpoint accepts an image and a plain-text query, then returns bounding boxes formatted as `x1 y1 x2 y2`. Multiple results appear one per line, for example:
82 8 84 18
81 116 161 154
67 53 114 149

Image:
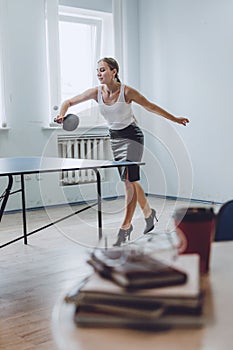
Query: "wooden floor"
0 197 219 350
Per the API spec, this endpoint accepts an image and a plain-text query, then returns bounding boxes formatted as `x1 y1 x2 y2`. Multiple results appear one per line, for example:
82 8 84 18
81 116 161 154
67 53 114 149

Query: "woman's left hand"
176 117 190 126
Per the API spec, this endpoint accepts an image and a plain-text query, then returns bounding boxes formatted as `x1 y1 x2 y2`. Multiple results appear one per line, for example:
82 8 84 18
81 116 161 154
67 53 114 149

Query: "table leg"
0 175 13 221
20 174 28 245
94 169 102 240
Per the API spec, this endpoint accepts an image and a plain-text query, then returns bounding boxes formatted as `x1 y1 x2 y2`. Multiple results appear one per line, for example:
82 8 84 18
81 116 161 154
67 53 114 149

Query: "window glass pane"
59 20 96 113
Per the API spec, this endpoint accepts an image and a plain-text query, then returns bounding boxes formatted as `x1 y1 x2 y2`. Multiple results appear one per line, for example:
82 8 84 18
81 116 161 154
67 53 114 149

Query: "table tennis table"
0 157 144 248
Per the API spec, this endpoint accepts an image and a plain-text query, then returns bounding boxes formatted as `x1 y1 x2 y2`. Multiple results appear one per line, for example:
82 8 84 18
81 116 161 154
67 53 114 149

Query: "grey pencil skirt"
109 122 144 182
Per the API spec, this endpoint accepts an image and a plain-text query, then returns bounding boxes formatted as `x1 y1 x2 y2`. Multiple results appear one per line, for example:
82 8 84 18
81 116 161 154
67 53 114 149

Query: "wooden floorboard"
0 197 218 349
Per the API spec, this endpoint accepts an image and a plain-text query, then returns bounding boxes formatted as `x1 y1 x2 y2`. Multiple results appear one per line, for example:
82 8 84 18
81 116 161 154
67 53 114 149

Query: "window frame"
45 2 113 127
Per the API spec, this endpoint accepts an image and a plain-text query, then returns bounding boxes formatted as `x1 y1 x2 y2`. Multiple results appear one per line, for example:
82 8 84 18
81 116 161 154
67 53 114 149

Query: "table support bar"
0 202 98 248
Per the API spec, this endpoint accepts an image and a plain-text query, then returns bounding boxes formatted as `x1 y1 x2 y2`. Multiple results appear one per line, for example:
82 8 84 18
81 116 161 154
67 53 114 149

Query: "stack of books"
65 249 204 330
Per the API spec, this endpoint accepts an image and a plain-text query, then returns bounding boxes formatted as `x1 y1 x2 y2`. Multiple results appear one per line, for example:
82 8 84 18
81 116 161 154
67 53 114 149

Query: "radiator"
57 135 110 185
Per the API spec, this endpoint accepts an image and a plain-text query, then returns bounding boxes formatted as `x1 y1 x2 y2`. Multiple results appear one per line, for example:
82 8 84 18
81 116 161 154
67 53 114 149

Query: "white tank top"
98 84 135 130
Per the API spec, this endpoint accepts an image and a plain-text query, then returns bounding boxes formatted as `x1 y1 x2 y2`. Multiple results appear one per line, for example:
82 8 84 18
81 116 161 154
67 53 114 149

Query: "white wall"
138 0 233 203
0 0 50 156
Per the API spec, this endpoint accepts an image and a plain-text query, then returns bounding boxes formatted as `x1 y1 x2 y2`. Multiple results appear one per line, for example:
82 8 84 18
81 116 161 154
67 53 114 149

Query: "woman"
56 57 189 246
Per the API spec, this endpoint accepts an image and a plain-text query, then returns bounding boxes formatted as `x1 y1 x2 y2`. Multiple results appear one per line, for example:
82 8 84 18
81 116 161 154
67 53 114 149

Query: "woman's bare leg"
113 179 137 246
114 180 157 245
121 180 137 229
121 181 153 229
133 181 152 218
134 181 158 234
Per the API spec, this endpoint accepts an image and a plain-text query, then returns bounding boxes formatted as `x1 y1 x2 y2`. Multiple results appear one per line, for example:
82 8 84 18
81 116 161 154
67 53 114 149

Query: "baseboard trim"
3 194 222 215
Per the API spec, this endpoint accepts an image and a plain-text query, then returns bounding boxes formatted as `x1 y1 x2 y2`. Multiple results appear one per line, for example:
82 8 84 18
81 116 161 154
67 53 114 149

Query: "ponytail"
115 73 121 83
98 57 121 83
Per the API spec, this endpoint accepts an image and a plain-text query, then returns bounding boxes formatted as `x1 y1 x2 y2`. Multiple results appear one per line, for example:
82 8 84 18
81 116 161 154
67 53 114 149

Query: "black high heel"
113 225 133 247
143 208 158 234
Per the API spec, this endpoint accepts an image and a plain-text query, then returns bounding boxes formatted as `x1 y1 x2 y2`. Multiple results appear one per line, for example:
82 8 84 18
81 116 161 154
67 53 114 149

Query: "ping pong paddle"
54 114 80 131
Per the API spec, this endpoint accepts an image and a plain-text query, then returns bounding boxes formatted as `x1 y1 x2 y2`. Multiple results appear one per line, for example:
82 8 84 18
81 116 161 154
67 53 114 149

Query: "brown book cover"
87 248 188 289
74 306 205 330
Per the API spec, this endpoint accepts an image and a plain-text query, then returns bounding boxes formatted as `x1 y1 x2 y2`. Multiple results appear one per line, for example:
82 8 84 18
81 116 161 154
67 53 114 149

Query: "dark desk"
0 157 144 248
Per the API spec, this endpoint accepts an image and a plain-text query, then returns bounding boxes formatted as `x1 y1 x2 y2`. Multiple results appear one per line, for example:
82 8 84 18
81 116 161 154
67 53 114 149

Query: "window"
45 2 114 126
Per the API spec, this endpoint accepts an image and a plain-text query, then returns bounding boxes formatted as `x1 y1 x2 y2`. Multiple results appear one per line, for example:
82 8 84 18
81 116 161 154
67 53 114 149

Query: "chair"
214 200 233 241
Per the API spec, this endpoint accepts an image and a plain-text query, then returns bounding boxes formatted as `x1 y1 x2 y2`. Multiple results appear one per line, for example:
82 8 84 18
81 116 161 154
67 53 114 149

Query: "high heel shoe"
113 225 133 247
143 208 158 234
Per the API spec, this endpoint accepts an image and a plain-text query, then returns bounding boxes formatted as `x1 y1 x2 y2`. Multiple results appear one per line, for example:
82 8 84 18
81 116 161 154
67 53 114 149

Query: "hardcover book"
87 248 188 289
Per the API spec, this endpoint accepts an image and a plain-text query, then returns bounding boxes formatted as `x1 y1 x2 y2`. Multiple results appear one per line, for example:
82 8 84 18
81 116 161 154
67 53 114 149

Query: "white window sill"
0 126 10 131
42 125 109 136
